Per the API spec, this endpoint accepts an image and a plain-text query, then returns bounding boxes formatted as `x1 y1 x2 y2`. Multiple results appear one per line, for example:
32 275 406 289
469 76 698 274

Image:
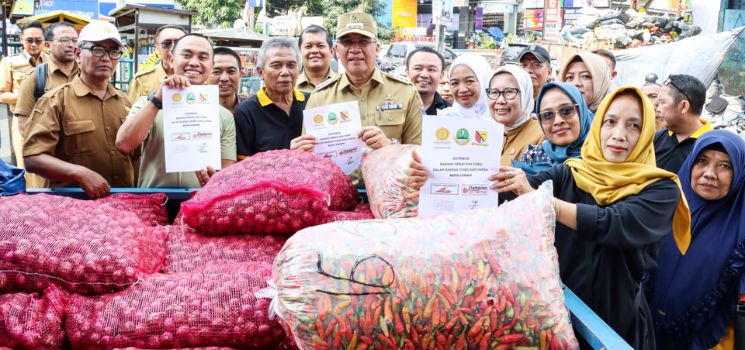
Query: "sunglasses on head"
535 104 578 124
664 78 692 103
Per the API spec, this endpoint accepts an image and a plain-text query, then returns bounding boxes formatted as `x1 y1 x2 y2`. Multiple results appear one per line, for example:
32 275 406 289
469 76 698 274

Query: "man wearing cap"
127 25 187 100
518 44 552 99
23 21 135 198
291 11 423 154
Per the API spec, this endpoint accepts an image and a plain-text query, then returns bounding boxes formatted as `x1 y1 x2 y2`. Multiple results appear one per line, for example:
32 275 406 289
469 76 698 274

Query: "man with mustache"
116 33 236 188
405 46 450 116
296 25 337 93
208 47 243 114
233 37 308 158
23 21 135 198
290 11 423 154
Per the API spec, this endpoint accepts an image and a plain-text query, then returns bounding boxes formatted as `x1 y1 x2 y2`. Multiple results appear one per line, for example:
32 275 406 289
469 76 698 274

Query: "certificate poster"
162 85 222 173
303 101 363 175
419 116 504 217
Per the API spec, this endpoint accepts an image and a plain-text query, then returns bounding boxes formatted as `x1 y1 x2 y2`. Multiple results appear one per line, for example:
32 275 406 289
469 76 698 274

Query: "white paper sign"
419 116 504 217
303 101 363 175
162 85 222 173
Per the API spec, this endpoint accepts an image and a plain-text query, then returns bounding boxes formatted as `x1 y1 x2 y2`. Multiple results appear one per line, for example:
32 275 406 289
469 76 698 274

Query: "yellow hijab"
564 86 691 254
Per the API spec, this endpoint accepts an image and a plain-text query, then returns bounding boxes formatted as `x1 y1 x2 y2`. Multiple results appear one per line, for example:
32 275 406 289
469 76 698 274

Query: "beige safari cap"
337 12 377 39
78 20 124 47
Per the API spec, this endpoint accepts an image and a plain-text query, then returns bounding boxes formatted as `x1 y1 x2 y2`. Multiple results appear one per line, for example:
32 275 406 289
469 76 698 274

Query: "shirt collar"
256 86 306 107
337 67 385 93
666 118 713 139
71 75 118 100
47 59 79 77
297 69 335 87
23 50 46 66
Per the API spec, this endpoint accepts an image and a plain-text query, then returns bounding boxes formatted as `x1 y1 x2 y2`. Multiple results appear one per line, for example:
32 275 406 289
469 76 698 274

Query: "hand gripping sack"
180 150 358 235
65 262 287 349
162 224 288 273
360 144 420 219
0 286 67 350
269 182 578 350
0 194 167 294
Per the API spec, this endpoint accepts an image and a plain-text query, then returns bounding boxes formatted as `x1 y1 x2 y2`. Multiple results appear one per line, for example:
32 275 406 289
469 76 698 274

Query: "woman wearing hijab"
649 130 745 350
560 52 611 112
513 82 593 175
488 65 545 166
491 86 692 349
437 53 492 120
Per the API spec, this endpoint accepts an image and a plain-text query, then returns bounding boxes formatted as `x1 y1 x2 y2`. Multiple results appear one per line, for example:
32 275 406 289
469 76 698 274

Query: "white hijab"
437 53 492 120
491 65 535 131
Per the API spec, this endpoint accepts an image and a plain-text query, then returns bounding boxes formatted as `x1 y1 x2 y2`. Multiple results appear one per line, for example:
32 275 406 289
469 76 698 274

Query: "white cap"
78 21 124 47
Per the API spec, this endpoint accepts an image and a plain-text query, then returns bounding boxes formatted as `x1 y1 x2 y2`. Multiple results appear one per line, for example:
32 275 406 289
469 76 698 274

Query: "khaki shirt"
296 69 338 93
15 59 80 120
129 96 237 188
23 76 135 188
501 118 545 166
127 64 167 100
0 51 48 111
305 68 423 144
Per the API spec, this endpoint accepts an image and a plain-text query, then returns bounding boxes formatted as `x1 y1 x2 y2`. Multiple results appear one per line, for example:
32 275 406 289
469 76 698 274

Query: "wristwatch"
148 92 162 110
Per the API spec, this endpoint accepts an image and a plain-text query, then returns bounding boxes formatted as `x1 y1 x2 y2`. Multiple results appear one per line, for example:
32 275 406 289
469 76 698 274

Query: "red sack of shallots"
180 150 358 235
0 286 67 350
161 224 287 273
65 262 286 349
0 194 167 294
98 193 169 226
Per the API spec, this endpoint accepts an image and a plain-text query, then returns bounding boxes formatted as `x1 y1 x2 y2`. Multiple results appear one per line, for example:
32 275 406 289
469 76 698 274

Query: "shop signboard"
523 9 543 31
543 0 562 42
432 0 454 24
393 0 418 29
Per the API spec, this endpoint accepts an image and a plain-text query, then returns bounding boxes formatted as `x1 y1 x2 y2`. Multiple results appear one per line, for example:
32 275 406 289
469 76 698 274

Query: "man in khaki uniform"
23 21 134 199
127 25 186 100
0 20 47 170
296 24 338 93
291 11 423 153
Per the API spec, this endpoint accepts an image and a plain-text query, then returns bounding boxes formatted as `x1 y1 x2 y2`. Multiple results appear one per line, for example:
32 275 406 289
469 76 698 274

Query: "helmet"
645 73 658 84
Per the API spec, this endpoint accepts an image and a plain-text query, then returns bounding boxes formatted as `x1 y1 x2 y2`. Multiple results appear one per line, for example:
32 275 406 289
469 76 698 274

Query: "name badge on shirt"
376 101 402 111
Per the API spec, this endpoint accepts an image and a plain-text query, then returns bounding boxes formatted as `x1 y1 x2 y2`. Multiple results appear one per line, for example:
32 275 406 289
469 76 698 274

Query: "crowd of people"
1 10 743 350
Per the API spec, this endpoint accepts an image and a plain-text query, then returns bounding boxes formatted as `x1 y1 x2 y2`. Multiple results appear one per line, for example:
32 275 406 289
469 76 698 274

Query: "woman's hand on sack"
290 135 317 152
195 166 216 187
489 166 533 195
406 150 428 190
358 126 392 149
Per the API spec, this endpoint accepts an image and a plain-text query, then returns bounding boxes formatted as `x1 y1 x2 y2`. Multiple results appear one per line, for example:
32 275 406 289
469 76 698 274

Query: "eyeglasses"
24 38 43 45
158 39 177 49
55 37 77 45
485 87 519 100
535 104 578 125
519 61 545 70
81 45 123 59
337 38 375 48
664 78 692 104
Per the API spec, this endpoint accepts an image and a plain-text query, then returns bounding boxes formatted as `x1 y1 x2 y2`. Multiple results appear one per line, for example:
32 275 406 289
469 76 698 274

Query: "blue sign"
723 9 745 31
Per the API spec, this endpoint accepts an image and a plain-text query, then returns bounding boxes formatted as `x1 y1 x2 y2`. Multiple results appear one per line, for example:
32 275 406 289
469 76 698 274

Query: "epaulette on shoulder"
384 71 413 85
133 65 158 78
313 74 342 92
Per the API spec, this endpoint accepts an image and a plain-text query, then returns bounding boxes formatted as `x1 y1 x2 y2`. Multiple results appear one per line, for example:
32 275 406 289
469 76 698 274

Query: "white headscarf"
490 65 535 131
437 53 492 120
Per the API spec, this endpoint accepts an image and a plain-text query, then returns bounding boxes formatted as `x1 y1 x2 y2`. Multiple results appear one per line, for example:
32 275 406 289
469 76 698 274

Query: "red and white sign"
543 0 563 42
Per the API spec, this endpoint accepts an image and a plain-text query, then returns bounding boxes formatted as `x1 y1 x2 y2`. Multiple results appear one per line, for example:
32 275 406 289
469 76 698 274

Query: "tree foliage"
175 0 245 28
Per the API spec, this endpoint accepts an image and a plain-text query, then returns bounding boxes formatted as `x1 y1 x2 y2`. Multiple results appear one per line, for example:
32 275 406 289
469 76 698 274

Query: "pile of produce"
0 287 67 349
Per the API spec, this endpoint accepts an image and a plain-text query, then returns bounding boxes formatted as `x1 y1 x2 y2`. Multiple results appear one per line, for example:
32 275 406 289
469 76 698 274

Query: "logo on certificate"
171 93 182 103
199 93 209 103
313 114 324 124
327 112 338 124
474 130 487 144
340 111 351 122
435 127 450 141
430 183 459 195
461 184 488 195
186 92 197 104
171 132 190 141
454 128 470 145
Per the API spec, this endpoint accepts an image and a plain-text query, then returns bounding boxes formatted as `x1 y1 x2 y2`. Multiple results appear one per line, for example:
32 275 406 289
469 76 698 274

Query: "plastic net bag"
162 224 288 273
181 150 358 235
0 286 67 350
321 203 375 224
361 144 420 219
0 194 167 294
66 262 287 349
269 182 578 350
98 193 169 226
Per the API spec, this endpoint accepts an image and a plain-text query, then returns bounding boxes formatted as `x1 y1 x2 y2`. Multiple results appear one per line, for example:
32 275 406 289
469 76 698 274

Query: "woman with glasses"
511 82 593 175
436 53 492 119
649 130 745 350
492 87 691 349
560 52 611 113
487 65 545 166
